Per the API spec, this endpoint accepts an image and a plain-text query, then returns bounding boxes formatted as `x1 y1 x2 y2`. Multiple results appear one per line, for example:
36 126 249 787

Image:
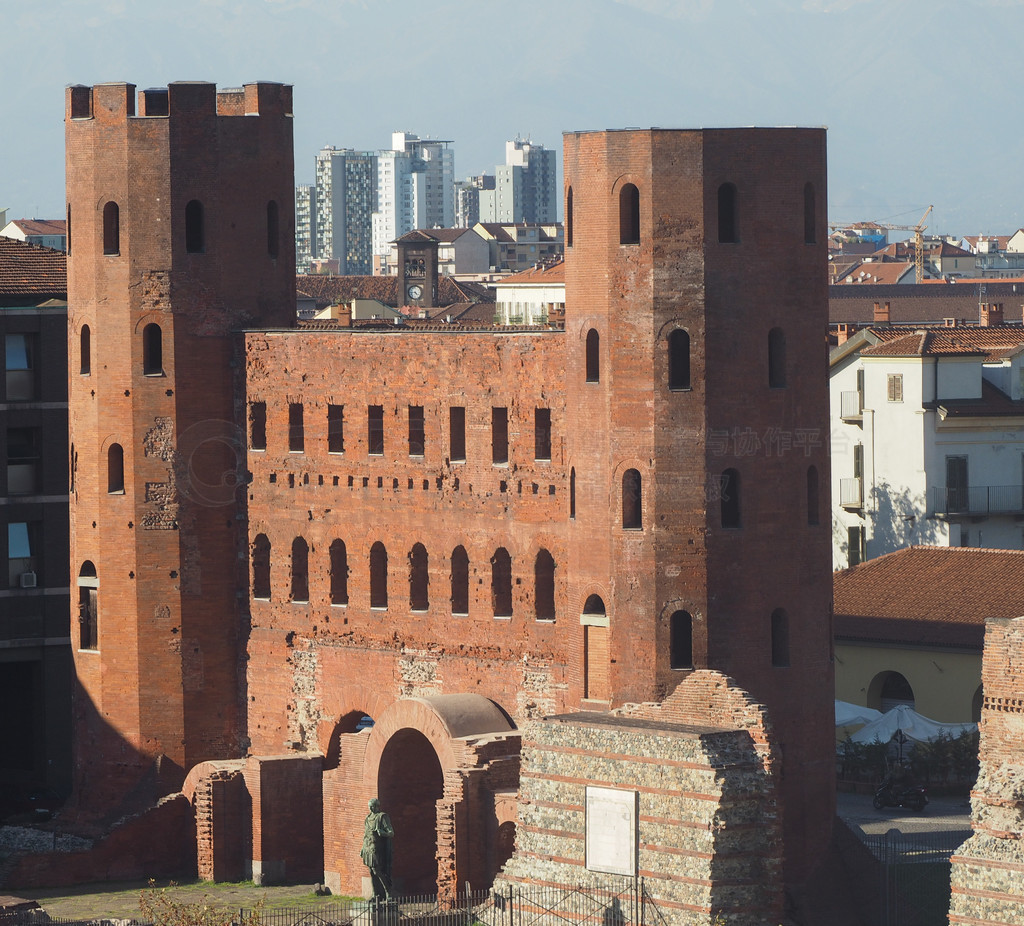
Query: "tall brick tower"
563 130 834 886
65 81 295 812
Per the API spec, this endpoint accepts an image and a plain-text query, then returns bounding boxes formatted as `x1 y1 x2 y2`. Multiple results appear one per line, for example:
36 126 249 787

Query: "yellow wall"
835 642 981 723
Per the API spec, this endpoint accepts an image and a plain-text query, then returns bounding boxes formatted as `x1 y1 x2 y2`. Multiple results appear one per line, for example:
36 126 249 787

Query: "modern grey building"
480 139 557 224
313 147 378 275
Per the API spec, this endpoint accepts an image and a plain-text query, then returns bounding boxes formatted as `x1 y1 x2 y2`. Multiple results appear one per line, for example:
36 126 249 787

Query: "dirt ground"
17 880 351 920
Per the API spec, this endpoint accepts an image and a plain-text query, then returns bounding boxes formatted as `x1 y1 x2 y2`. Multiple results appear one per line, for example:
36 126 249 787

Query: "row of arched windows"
564 181 818 247
79 322 163 377
584 325 786 390
668 607 790 671
97 199 280 257
250 536 559 621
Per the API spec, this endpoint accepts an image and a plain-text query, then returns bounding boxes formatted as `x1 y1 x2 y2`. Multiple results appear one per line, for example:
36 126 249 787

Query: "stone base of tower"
498 672 784 926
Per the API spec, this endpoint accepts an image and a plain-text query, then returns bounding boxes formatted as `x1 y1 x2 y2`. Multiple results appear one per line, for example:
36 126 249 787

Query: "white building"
830 314 1024 569
313 147 378 275
493 259 564 325
0 218 66 251
480 139 557 224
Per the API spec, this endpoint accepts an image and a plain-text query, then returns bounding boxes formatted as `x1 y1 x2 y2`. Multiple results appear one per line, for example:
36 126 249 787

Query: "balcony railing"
840 476 863 508
931 485 1024 517
840 390 864 421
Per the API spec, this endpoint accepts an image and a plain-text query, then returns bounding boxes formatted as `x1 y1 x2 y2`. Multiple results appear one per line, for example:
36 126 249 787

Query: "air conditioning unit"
20 571 37 588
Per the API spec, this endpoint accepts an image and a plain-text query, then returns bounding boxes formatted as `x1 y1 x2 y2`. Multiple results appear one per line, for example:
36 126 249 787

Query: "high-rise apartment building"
480 139 557 224
313 147 377 275
295 184 316 273
454 174 495 228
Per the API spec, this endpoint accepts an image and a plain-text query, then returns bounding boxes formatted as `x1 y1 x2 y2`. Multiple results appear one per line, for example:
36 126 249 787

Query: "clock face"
407 284 423 301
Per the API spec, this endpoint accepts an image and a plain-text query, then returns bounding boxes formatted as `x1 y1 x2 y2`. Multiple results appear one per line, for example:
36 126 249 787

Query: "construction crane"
830 206 934 282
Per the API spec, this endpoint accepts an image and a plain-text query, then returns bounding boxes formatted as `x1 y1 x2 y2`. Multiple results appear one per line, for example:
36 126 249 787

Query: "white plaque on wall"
585 786 638 876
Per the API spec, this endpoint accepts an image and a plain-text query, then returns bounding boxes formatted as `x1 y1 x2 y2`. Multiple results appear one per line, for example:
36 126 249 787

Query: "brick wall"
949 616 1024 924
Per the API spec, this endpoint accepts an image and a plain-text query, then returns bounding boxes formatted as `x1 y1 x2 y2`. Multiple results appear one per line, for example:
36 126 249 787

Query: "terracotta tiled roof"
830 280 1024 325
859 326 1024 360
396 228 472 244
295 274 491 311
834 546 1024 648
3 218 67 238
0 236 67 300
501 259 565 285
835 261 914 285
930 378 1024 419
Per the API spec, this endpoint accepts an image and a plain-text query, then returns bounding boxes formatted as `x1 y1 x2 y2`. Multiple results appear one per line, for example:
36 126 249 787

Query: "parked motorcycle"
873 781 928 812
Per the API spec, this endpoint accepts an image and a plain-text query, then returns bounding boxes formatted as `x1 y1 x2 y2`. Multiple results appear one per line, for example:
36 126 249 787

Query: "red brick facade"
64 86 834 906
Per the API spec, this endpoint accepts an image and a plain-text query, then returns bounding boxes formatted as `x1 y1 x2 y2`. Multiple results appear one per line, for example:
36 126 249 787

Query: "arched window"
252 534 271 600
806 465 820 526
771 608 790 667
668 329 690 390
566 186 574 248
409 542 429 611
80 325 91 375
370 542 388 609
768 327 786 388
267 200 280 259
291 537 309 602
143 323 163 376
717 183 738 244
569 467 576 520
107 443 124 494
583 595 606 617
535 549 555 621
329 539 348 605
185 200 204 253
868 671 916 713
619 183 640 245
102 201 120 255
804 182 816 244
78 560 99 651
491 547 512 617
622 469 642 530
720 468 740 528
585 329 600 383
670 610 693 669
451 546 469 616
66 203 72 256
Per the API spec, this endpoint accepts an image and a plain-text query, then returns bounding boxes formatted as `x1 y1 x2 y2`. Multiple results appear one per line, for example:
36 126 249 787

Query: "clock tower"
395 231 439 310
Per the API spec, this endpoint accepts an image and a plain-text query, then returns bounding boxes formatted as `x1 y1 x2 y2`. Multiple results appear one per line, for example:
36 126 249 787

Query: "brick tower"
562 130 834 885
65 81 295 812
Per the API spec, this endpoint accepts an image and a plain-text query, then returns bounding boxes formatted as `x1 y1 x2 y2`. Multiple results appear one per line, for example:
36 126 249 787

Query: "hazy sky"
4 0 1023 236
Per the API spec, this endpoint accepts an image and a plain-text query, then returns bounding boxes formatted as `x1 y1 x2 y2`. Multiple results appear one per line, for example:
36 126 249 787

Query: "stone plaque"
585 786 638 876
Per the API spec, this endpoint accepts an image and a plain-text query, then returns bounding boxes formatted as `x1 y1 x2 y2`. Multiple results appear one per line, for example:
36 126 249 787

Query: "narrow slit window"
619 183 640 245
250 402 267 451
720 468 741 528
291 537 309 602
409 405 425 456
451 545 469 615
107 443 124 494
535 549 555 621
566 186 574 248
570 467 576 519
492 407 508 465
102 201 120 255
329 539 348 605
78 562 98 651
328 404 344 453
585 329 600 383
718 183 738 243
267 200 280 258
252 534 271 599
80 325 91 375
668 329 690 390
670 610 693 669
409 543 429 611
771 608 790 667
535 408 551 461
491 547 513 617
370 541 388 609
143 323 163 375
449 406 466 462
368 405 384 455
622 468 642 529
289 403 304 452
185 200 204 253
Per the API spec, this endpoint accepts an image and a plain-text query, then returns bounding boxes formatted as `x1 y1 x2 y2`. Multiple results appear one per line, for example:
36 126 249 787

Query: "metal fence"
1 879 667 926
861 828 970 926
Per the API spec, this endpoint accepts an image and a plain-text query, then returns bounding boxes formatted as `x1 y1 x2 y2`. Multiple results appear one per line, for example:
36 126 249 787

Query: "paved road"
837 789 972 841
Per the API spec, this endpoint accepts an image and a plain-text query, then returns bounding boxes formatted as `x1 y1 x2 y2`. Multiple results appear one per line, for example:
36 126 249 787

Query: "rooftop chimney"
979 302 1005 327
874 301 890 325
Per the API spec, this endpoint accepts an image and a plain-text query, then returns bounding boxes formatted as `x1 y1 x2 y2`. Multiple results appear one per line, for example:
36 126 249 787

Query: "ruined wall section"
950 616 1024 925
243 327 571 756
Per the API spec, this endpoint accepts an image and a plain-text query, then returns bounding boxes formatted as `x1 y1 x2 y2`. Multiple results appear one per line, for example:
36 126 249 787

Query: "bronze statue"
361 797 394 901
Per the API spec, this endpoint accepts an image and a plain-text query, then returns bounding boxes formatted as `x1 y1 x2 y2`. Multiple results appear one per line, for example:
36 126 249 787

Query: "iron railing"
930 484 1024 517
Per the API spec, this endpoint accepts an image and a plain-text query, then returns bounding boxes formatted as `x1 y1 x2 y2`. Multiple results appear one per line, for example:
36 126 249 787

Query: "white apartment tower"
314 146 378 275
480 138 557 224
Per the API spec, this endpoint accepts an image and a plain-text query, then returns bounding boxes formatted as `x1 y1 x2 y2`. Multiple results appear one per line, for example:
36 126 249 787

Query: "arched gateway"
324 694 519 899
